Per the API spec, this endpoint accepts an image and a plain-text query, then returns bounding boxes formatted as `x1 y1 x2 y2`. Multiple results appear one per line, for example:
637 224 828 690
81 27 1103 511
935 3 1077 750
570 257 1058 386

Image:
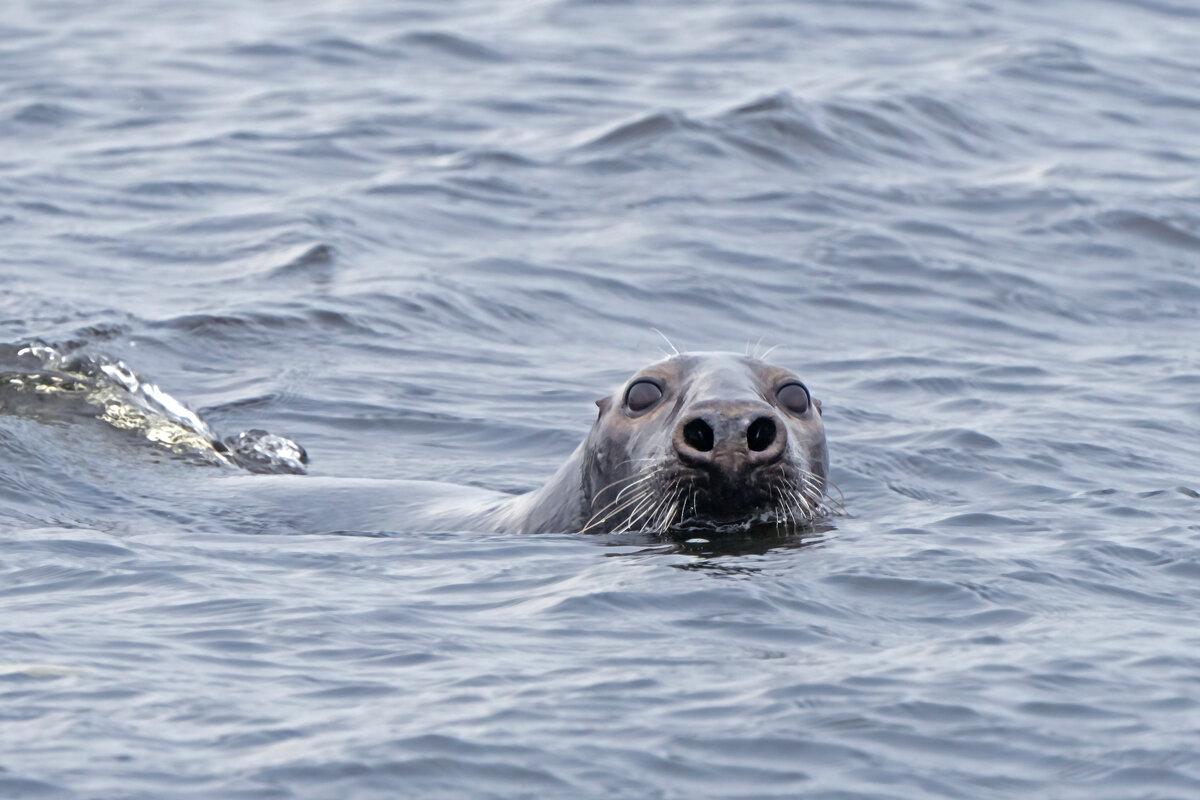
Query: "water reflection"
602 519 836 558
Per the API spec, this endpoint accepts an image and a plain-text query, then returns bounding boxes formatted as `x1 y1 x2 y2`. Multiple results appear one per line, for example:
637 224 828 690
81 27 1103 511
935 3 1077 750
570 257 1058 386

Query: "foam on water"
0 342 307 474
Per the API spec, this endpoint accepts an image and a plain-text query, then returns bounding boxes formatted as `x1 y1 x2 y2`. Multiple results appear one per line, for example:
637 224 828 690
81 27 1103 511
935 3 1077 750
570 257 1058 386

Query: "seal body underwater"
490 352 832 534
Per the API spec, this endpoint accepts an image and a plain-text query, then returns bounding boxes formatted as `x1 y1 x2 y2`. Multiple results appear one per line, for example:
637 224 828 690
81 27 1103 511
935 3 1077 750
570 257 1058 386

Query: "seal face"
566 352 831 534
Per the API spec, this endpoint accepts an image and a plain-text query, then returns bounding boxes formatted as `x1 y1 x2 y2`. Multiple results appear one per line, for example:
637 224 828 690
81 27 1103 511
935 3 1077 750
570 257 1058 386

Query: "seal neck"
491 442 590 534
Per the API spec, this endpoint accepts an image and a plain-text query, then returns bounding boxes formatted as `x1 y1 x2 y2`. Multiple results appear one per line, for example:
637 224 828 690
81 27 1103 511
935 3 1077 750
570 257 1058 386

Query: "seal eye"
625 380 663 413
777 382 810 415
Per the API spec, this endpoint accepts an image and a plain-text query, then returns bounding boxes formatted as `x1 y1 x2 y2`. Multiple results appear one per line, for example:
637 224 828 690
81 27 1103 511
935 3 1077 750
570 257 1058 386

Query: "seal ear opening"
814 398 822 415
595 396 612 419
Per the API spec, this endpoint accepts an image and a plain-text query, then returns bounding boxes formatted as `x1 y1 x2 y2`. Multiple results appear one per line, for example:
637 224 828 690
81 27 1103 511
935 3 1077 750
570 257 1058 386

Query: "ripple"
124 180 266 197
0 777 68 799
1101 209 1200 251
580 110 691 150
8 102 81 126
395 31 507 62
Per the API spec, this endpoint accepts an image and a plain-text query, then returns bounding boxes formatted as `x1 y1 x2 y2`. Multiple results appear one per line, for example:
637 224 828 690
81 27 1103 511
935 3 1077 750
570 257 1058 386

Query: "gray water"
3 0 1200 797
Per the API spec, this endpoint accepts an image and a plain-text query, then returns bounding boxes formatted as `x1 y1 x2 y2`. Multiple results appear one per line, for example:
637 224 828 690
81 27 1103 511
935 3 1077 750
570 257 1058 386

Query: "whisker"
654 485 685 532
821 478 846 512
785 488 802 527
772 486 787 530
583 472 667 531
791 488 813 519
639 498 668 533
620 488 665 533
612 470 661 504
802 473 844 516
758 343 782 361
582 472 662 531
583 485 655 531
643 481 683 533
589 468 661 509
649 328 681 357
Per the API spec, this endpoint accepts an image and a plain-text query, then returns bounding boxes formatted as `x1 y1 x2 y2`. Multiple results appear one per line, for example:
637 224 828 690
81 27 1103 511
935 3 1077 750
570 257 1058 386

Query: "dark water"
3 0 1200 797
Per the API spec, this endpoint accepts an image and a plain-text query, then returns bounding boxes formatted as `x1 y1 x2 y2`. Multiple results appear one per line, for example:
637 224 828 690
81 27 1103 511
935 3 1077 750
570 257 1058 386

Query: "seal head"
581 352 829 532
500 352 831 534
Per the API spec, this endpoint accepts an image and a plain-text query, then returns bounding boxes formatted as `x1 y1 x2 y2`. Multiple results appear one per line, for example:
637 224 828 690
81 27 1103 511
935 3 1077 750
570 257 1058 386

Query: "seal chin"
583 458 827 535
661 463 821 531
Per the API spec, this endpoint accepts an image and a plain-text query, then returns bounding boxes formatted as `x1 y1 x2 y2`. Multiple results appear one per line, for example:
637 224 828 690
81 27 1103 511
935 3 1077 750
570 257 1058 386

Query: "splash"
0 342 307 474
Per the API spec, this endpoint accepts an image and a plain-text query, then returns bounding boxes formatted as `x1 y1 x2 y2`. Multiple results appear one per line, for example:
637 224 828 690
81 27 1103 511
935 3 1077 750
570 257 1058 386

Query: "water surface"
2 0 1200 797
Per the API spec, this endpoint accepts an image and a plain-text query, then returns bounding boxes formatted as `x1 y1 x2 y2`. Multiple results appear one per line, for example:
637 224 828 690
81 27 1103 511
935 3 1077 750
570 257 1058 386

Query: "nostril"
746 417 777 452
682 419 715 452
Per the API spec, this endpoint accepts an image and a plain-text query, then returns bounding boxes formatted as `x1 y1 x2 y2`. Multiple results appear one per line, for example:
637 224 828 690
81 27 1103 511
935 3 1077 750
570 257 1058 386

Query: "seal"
490 351 832 534
1 342 834 535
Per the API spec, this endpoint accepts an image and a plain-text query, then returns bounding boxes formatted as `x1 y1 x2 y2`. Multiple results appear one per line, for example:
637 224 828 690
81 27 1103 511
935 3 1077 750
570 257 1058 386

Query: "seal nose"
673 401 788 475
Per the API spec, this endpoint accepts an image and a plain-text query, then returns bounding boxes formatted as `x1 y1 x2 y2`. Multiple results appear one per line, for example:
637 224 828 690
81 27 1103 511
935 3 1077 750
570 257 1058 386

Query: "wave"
0 341 307 474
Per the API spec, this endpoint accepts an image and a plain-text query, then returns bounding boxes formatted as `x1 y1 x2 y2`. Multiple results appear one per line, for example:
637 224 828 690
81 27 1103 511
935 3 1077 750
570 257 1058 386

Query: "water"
3 0 1200 796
